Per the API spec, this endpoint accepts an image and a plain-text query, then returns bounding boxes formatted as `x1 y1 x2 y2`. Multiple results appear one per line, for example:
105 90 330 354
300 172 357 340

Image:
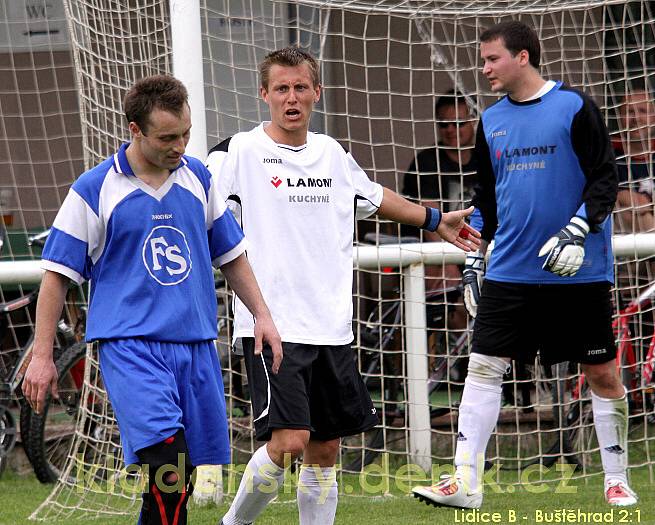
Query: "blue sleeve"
469 208 484 232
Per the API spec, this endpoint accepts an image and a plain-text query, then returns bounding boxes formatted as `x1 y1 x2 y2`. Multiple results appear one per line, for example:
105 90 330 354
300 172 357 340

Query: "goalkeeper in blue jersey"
412 20 638 509
22 75 282 525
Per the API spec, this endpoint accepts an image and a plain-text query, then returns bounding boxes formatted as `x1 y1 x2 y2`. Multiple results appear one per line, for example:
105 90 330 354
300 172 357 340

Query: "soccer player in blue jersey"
22 75 282 525
207 47 481 525
412 20 639 509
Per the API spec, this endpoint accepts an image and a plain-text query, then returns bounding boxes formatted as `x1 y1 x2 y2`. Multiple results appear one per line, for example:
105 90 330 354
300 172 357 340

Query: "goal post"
5 0 651 520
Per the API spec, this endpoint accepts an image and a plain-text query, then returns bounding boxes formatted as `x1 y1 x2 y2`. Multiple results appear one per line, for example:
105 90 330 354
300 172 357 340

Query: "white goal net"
0 0 650 520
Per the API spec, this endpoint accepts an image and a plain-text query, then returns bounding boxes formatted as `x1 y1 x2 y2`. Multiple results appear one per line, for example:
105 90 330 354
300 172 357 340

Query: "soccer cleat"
412 475 482 509
605 480 638 506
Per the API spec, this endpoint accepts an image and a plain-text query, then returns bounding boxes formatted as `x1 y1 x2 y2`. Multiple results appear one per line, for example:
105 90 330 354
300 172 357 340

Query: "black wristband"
421 207 442 232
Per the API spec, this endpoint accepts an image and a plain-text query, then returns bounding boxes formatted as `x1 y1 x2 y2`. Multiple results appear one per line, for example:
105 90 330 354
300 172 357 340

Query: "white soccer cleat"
605 479 638 506
412 475 482 509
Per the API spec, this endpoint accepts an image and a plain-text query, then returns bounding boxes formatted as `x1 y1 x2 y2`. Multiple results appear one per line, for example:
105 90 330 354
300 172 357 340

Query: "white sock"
297 465 337 525
592 388 629 486
222 445 285 525
454 377 502 492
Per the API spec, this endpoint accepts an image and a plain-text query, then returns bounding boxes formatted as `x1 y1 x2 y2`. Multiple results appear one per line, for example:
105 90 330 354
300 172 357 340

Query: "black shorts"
242 339 379 442
472 279 616 366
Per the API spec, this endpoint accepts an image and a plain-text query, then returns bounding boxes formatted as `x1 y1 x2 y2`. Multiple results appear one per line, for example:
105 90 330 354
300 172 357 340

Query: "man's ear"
518 49 531 67
128 121 142 138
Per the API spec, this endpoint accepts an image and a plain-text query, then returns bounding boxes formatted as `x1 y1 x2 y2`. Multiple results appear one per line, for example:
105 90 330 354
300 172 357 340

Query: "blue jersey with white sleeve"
42 143 247 342
471 82 617 284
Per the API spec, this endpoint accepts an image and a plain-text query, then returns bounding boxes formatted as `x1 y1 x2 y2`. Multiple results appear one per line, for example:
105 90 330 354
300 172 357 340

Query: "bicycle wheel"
427 327 469 418
0 405 16 478
564 379 596 470
25 342 86 483
341 428 385 472
494 361 575 471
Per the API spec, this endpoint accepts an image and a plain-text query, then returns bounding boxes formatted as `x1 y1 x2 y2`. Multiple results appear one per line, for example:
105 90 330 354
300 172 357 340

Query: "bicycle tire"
18 398 33 464
427 328 469 418
0 406 16 478
341 428 385 472
564 381 596 470
493 362 574 471
25 342 86 483
18 344 67 470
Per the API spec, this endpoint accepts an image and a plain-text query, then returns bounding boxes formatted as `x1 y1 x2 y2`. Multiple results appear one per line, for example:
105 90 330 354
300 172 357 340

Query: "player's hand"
22 353 59 415
254 313 283 374
538 216 589 277
436 206 482 252
463 250 485 318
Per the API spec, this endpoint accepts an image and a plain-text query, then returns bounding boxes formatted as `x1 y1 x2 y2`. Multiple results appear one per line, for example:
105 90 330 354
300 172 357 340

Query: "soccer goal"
0 0 651 520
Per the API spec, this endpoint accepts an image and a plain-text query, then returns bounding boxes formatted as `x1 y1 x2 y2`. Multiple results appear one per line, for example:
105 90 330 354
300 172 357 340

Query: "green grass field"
1 467 653 525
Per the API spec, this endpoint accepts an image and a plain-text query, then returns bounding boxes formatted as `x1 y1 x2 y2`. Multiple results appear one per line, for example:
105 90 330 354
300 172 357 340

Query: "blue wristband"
422 207 442 232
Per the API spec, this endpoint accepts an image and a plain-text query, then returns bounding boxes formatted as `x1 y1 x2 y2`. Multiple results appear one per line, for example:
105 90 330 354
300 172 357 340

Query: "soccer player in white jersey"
206 47 481 525
23 75 282 525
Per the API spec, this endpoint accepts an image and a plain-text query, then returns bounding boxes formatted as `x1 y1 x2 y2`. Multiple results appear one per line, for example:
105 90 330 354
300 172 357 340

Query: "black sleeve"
208 136 232 155
470 120 498 242
402 158 419 199
570 92 618 232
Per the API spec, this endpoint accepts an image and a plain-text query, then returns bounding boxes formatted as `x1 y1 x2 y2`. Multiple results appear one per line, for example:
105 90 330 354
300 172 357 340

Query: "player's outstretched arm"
377 187 481 251
219 254 283 373
23 270 69 414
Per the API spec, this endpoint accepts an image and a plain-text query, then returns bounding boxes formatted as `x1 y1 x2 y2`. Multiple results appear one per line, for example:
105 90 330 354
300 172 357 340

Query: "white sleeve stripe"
52 189 96 244
41 260 85 284
173 168 209 224
213 238 248 267
95 170 138 263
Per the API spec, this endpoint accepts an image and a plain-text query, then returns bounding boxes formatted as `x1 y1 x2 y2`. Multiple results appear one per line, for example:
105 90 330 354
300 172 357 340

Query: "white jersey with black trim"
207 123 383 345
42 143 247 342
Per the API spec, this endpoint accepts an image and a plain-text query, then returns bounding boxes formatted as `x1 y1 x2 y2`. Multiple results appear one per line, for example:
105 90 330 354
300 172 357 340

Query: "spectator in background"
402 91 478 338
613 89 655 233
403 90 477 218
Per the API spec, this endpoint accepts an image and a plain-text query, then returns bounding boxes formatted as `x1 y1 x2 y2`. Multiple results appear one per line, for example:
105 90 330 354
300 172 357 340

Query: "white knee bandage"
467 353 510 389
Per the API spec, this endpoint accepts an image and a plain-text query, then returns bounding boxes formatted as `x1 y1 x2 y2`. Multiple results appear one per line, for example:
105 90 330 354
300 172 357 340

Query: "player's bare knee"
304 438 340 467
467 353 510 391
269 429 310 462
582 361 624 397
136 429 195 525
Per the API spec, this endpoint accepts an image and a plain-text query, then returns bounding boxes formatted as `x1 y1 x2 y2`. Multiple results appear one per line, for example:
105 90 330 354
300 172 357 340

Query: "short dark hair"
259 46 320 90
435 89 476 117
124 75 189 132
480 20 540 69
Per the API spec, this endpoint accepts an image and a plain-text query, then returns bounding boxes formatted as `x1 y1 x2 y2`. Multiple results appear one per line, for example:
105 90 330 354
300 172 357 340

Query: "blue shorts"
98 339 230 466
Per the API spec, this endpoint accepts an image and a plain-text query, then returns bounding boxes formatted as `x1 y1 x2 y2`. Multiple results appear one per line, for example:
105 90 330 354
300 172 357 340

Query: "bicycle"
342 233 473 471
564 282 655 470
343 234 590 472
0 229 88 482
346 287 567 472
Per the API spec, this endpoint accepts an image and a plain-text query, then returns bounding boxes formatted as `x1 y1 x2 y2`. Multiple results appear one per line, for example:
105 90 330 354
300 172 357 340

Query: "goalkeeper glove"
538 216 590 277
463 250 485 318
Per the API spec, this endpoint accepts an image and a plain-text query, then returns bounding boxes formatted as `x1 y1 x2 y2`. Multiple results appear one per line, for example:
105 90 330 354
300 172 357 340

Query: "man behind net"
23 75 282 525
207 46 481 525
412 20 638 509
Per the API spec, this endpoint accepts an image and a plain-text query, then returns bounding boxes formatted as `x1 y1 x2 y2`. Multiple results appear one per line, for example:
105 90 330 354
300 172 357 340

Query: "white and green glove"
538 216 590 277
463 250 485 318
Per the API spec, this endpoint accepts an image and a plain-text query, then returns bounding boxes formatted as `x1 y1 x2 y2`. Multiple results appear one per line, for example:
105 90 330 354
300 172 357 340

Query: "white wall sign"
0 0 70 52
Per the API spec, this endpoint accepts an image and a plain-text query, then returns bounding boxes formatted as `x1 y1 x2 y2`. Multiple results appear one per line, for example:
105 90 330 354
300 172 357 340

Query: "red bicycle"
564 282 655 469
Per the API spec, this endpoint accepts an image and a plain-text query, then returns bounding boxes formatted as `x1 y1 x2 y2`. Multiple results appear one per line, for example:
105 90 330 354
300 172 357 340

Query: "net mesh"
3 0 650 520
